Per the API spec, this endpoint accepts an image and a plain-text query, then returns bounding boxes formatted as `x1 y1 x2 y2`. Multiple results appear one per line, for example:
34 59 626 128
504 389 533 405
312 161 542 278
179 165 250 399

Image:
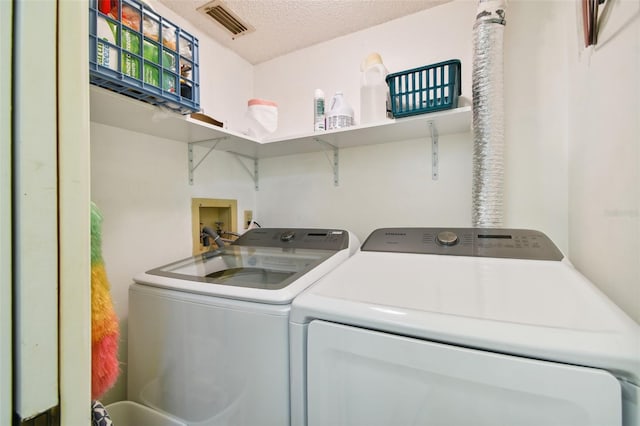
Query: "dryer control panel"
361 228 563 261
233 228 350 251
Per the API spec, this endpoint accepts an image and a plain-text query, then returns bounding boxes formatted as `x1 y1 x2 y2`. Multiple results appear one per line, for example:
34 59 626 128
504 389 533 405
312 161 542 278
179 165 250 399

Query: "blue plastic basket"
89 0 200 114
386 59 461 118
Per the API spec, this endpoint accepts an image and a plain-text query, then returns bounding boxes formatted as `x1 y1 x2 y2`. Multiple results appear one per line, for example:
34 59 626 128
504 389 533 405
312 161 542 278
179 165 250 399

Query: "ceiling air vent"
197 0 255 38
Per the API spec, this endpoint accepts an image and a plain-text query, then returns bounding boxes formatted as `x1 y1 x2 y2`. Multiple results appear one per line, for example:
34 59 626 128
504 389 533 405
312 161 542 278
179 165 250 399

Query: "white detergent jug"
360 53 389 124
326 91 354 130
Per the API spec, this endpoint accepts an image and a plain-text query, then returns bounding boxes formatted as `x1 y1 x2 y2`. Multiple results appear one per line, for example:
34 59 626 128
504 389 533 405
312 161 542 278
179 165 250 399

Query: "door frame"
58 0 92 424
11 0 92 423
1 0 13 424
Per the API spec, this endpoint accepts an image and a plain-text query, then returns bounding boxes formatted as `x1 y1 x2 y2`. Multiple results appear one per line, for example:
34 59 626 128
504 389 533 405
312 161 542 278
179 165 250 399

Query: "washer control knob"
437 231 459 246
280 231 295 242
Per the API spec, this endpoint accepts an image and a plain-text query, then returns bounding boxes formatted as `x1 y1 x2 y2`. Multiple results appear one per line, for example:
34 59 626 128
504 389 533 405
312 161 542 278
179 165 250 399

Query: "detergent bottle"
326 91 354 130
360 53 389 124
313 89 325 131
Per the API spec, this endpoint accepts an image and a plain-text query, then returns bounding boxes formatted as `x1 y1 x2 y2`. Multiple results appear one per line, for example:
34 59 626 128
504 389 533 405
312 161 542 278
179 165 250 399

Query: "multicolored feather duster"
91 202 120 400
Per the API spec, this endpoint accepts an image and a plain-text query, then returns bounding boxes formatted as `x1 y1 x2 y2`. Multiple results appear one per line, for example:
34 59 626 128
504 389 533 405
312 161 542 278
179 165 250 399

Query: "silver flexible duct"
472 0 506 227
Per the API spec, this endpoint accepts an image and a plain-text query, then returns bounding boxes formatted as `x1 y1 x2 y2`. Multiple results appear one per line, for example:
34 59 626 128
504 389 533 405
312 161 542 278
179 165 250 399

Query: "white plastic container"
326 91 354 130
105 401 186 426
360 52 389 124
314 89 325 131
246 98 278 139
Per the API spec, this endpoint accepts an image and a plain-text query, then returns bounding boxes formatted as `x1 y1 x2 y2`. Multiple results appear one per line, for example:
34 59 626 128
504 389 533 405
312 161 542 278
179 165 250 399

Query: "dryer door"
307 320 622 426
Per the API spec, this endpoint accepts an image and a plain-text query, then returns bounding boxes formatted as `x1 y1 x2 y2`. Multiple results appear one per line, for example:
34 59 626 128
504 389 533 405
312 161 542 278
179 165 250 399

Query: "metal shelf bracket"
233 153 259 191
429 121 439 180
188 137 227 185
314 137 339 186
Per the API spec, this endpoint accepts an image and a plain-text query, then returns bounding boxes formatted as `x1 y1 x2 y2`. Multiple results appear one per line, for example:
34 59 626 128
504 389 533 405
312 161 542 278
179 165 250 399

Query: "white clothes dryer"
128 228 359 426
290 228 640 426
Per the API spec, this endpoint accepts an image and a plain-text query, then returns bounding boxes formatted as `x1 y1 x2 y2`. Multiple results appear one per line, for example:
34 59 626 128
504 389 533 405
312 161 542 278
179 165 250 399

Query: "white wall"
256 134 473 239
503 0 569 250
90 1 256 402
253 0 570 251
566 0 640 323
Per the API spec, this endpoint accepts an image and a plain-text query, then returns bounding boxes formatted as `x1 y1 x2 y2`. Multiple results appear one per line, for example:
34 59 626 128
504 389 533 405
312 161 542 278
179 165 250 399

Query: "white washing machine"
128 228 359 426
290 227 640 426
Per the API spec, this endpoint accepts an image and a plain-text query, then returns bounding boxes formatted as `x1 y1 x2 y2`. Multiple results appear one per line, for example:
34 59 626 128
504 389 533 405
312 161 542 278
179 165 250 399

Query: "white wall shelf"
90 86 472 186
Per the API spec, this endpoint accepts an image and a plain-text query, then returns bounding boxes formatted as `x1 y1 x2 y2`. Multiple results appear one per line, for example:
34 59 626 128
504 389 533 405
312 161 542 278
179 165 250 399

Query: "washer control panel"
362 228 563 261
233 228 350 251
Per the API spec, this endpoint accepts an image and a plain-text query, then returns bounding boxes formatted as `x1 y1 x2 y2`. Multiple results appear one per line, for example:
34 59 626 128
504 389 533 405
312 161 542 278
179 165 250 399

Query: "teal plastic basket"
386 59 461 118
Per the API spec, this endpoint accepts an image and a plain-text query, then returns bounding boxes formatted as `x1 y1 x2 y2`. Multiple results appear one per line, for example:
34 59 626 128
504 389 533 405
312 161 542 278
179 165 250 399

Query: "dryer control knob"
280 231 295 242
437 231 458 246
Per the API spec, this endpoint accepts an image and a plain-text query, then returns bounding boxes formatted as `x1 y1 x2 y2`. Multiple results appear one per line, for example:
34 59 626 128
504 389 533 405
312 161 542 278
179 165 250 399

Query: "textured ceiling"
157 0 451 64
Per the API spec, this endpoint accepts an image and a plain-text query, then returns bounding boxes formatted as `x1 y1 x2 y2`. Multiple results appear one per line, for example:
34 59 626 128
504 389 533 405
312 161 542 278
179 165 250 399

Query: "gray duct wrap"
472 0 506 227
